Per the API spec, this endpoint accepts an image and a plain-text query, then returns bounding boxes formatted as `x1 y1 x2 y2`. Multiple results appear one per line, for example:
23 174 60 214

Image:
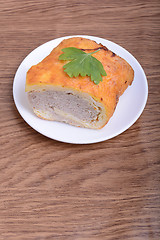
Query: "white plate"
13 35 148 144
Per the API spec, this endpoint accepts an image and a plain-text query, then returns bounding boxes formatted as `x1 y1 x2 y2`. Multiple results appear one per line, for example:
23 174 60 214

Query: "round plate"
13 35 148 144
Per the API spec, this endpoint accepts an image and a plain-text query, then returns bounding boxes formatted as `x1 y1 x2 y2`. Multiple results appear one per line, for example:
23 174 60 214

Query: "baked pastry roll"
26 37 134 129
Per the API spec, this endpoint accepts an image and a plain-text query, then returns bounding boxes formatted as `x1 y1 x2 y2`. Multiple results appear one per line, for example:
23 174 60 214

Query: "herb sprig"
59 47 107 85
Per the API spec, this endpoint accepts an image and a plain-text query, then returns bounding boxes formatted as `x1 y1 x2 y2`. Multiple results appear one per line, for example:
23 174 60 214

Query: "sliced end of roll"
28 86 108 129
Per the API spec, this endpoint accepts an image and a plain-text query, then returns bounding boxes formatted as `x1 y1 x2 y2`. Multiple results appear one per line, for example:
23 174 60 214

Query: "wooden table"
1 1 160 239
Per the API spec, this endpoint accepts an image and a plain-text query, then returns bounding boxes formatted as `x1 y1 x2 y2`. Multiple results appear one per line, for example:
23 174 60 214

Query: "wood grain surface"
0 0 160 239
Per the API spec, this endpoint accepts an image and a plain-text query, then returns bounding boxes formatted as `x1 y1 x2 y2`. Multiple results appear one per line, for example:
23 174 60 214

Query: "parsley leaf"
59 47 107 85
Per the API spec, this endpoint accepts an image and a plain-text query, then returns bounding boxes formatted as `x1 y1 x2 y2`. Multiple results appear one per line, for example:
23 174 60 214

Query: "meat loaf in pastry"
26 37 134 129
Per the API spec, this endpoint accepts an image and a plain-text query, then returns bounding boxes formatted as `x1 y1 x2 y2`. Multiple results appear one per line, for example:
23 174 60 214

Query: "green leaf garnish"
59 47 107 85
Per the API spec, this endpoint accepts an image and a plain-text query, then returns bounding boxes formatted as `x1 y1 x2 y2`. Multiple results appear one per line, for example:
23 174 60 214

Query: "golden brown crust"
26 37 134 125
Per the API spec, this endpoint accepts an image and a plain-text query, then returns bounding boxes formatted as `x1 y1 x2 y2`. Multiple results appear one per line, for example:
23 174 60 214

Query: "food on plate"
26 37 134 129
